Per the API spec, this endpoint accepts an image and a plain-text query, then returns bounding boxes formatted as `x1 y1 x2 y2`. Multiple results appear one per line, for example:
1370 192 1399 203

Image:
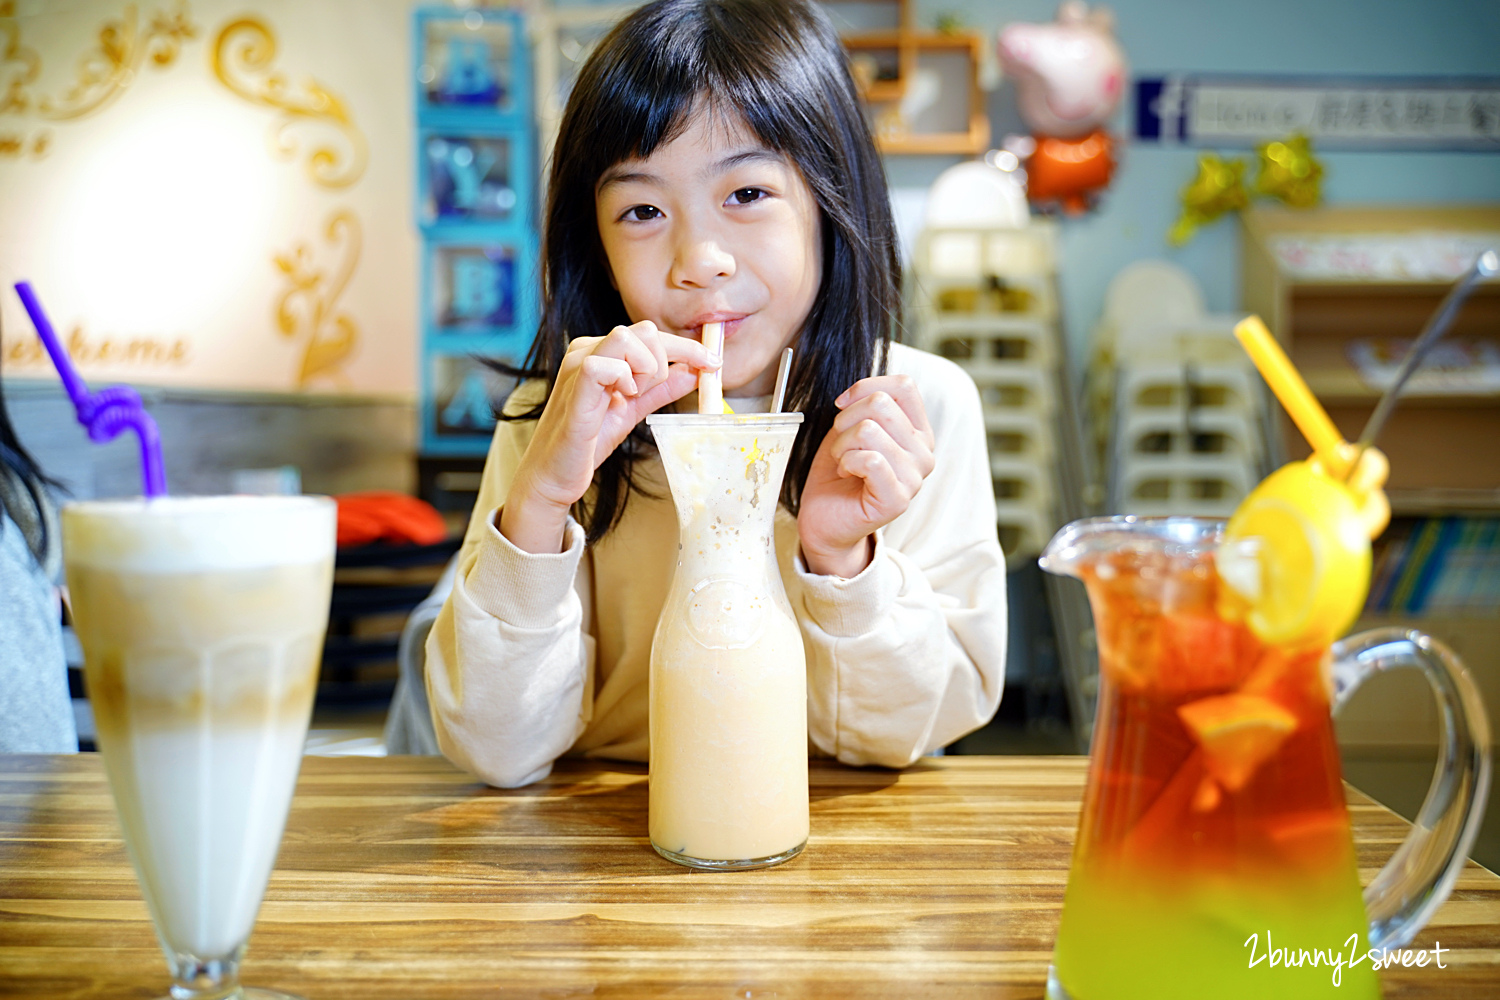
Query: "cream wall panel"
0 0 420 397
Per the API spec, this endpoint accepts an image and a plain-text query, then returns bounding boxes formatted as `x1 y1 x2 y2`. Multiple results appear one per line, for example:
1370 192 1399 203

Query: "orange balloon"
1025 129 1115 215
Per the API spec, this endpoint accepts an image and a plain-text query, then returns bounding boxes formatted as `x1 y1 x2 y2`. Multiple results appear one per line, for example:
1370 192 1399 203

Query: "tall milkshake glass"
646 413 809 870
63 495 336 1000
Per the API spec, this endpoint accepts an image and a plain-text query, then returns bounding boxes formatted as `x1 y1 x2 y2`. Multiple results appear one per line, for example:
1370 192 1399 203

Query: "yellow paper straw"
1233 315 1345 463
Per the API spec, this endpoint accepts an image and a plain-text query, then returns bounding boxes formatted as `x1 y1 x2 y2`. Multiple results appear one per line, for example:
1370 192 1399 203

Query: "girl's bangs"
574 5 825 182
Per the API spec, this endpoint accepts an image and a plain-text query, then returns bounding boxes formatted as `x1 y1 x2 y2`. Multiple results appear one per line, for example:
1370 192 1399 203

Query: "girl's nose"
670 237 735 288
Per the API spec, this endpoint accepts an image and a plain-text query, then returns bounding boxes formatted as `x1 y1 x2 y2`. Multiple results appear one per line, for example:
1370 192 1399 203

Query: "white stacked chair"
910 162 1062 562
1093 262 1269 518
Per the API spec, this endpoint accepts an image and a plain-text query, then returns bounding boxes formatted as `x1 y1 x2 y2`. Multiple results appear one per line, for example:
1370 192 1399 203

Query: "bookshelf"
412 7 539 459
1241 206 1500 513
1241 206 1500 753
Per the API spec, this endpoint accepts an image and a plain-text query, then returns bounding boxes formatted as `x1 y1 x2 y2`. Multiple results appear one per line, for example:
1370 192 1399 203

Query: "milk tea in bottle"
646 413 808 870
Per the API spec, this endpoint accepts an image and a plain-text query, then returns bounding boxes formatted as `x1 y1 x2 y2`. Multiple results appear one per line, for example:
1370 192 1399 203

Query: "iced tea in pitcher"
1046 314 1491 998
1046 518 1377 1000
1044 510 1490 1000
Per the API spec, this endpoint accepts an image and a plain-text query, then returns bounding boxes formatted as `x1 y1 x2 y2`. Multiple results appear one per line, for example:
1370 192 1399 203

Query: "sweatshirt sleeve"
787 354 1007 768
424 386 596 787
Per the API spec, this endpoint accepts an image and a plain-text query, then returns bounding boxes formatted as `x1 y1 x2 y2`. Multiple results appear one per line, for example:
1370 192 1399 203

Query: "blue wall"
888 0 1500 354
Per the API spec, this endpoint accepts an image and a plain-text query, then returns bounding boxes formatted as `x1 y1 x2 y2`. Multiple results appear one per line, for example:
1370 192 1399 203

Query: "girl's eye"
728 187 767 205
623 204 663 222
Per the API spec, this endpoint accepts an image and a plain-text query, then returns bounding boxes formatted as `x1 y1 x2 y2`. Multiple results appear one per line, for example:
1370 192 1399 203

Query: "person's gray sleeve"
382 556 459 756
0 512 78 753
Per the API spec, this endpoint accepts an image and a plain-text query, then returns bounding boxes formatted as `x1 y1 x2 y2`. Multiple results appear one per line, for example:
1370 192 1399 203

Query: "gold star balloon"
1255 133 1324 209
1169 153 1249 245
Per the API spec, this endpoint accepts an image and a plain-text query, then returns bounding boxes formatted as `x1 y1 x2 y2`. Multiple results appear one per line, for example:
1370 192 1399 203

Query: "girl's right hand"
500 321 718 553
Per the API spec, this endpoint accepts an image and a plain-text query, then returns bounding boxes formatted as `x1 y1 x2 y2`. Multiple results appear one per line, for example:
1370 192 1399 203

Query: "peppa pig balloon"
998 1 1128 215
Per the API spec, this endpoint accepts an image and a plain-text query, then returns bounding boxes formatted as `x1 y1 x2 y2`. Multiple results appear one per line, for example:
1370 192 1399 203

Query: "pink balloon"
998 1 1129 140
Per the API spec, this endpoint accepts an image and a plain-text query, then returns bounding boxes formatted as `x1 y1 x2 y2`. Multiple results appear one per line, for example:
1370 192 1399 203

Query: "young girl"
427 0 1006 787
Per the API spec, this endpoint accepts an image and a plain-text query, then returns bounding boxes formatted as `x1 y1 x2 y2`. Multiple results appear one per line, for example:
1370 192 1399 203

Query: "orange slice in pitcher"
1216 461 1372 649
1178 692 1299 792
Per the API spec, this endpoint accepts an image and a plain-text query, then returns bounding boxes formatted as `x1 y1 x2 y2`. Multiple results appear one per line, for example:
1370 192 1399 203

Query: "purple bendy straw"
13 281 168 498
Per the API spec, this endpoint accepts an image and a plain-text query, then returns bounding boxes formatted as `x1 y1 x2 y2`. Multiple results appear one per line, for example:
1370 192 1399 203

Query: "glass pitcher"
1041 517 1491 1000
645 412 809 870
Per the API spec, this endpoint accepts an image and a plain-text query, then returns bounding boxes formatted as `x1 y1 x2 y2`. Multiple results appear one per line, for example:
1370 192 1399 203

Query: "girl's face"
595 108 822 397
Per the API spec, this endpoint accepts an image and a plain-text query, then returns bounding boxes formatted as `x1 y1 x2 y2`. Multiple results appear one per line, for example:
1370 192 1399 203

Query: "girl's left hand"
798 374 936 578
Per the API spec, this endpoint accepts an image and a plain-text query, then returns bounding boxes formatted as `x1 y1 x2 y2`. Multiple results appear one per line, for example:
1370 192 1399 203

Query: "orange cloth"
335 491 448 548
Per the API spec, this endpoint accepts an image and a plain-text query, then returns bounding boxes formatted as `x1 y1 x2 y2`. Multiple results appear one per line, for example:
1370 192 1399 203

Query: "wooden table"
3 755 1498 998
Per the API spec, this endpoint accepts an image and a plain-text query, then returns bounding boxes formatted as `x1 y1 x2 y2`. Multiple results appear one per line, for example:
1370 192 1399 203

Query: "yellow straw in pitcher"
1232 315 1346 471
1221 314 1389 650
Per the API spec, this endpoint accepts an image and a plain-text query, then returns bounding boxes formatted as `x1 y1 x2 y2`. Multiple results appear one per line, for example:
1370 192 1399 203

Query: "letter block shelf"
414 7 538 457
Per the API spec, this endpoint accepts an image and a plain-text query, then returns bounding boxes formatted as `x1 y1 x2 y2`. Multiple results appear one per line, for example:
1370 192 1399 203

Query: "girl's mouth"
689 315 746 341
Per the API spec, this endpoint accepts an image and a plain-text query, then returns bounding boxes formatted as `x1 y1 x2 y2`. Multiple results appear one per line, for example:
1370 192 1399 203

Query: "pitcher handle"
1330 627 1492 952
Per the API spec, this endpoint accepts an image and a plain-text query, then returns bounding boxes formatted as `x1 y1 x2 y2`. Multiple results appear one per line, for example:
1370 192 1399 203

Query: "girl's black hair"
0 334 62 565
500 0 900 543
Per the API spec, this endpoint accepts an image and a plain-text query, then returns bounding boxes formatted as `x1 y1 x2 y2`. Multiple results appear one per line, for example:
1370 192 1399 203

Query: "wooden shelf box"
1242 205 1500 753
1241 205 1500 514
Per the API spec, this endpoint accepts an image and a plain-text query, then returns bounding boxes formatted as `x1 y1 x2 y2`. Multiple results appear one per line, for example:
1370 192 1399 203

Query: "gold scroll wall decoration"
0 0 197 158
274 209 362 388
0 4 367 389
38 2 196 119
0 2 41 121
211 17 367 190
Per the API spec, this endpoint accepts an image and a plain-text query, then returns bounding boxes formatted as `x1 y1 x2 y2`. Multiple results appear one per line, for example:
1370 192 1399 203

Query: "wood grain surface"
2 754 1497 999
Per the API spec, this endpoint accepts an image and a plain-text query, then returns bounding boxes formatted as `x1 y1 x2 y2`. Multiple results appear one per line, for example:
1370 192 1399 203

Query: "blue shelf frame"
417 126 535 232
413 8 533 129
422 231 540 341
414 6 539 457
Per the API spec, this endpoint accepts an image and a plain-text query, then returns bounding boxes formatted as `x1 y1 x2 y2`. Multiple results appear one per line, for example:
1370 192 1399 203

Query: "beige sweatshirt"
426 342 1008 787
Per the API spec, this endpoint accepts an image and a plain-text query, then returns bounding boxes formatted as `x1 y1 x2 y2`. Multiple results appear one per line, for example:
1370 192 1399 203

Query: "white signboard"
1137 76 1500 150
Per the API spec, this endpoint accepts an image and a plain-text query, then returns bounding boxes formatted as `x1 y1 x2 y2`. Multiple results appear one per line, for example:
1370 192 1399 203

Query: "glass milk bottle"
645 412 809 870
